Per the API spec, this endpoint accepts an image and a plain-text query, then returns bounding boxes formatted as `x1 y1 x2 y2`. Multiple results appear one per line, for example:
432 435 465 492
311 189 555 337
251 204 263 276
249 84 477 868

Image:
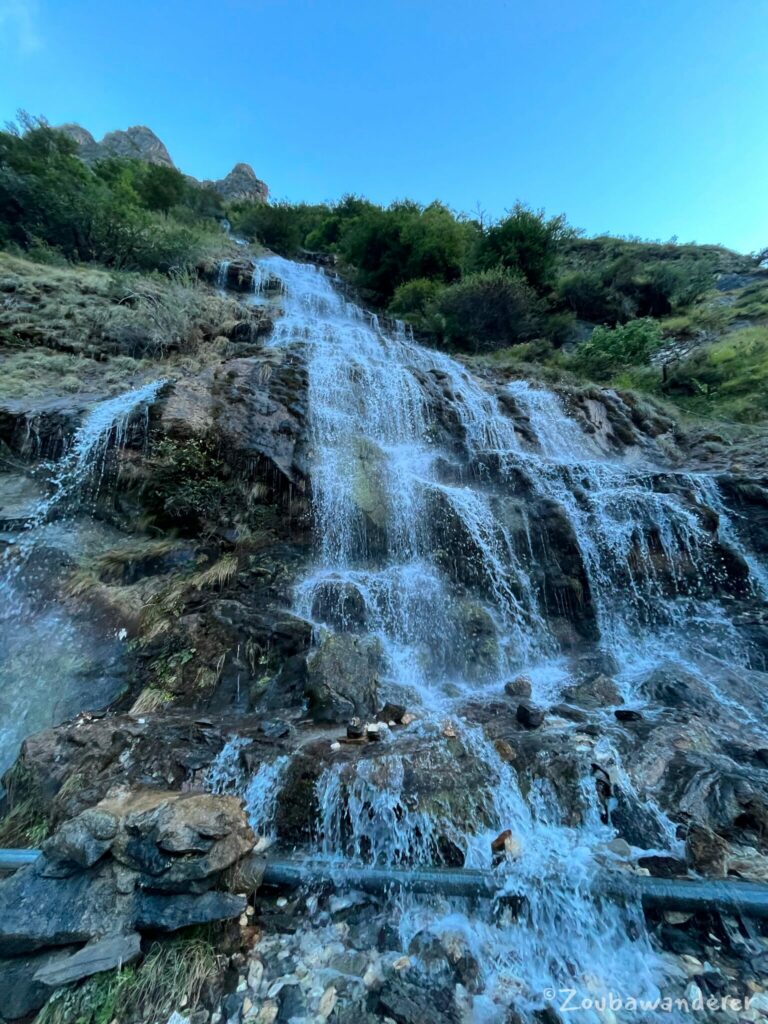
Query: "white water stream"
236 256 768 1020
0 380 165 771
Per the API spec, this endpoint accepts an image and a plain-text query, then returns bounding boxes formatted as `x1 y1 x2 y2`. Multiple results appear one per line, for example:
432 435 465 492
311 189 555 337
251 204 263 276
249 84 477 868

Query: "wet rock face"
305 632 383 722
6 711 292 829
310 579 367 631
160 349 307 486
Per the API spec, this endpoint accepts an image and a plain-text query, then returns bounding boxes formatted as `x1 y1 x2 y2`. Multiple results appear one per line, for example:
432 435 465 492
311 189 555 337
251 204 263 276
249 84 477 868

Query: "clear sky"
1 0 767 253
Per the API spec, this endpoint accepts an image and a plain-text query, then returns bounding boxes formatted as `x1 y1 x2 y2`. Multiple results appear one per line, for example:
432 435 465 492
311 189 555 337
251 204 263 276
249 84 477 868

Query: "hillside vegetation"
2 115 767 423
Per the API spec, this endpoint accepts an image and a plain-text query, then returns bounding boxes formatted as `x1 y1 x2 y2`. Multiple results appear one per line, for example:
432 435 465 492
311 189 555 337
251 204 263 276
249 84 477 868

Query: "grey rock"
562 673 621 709
377 974 460 1024
0 858 129 955
59 123 175 166
0 948 76 1019
207 163 268 203
42 807 118 868
136 891 246 931
516 701 545 729
34 931 141 988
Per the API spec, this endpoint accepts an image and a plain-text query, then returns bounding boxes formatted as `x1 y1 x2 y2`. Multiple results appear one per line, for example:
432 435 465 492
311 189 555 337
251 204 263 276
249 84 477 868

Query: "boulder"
504 675 532 699
377 702 407 724
42 807 119 868
305 633 382 723
311 579 367 631
614 708 643 723
0 859 129 955
376 974 460 1024
0 790 255 956
562 673 621 709
104 789 255 891
0 948 77 1019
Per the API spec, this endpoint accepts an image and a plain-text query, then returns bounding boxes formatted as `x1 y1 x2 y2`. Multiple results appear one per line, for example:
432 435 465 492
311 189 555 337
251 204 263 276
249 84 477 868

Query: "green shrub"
0 117 222 272
475 203 571 293
570 318 663 379
557 268 627 323
436 269 542 352
143 436 234 531
388 277 445 331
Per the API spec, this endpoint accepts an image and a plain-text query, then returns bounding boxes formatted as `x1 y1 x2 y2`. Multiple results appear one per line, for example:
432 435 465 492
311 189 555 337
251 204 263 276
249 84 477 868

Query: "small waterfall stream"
0 380 165 771
239 255 768 1020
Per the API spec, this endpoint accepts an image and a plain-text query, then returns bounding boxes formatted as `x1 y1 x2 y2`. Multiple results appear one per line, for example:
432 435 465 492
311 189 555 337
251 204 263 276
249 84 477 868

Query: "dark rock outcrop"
305 632 383 723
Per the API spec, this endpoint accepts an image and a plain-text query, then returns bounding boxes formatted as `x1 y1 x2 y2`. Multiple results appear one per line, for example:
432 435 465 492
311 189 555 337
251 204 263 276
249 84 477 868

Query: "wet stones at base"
516 700 545 729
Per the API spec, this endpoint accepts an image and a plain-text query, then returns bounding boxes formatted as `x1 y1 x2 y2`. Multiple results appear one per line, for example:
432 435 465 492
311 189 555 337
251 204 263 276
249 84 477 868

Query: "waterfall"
0 380 166 772
242 256 767 1020
215 259 230 293
206 738 289 840
258 256 765 694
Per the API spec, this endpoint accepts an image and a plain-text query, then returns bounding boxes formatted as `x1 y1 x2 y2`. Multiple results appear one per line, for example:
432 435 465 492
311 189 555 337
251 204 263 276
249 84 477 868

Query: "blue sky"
1 0 766 253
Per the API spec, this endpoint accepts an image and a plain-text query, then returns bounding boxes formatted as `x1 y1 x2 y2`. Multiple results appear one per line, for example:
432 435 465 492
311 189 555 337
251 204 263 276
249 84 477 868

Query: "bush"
557 269 627 323
229 200 329 256
570 318 663 379
475 203 571 293
436 269 542 352
0 117 223 272
388 277 445 331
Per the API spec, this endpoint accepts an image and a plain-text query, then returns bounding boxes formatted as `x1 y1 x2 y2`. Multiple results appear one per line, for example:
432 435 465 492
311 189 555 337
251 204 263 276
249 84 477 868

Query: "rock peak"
206 161 269 203
56 122 268 202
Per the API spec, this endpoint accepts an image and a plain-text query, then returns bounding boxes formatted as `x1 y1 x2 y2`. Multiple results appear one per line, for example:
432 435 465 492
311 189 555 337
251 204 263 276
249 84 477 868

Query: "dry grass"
34 936 220 1024
129 686 175 714
139 553 240 642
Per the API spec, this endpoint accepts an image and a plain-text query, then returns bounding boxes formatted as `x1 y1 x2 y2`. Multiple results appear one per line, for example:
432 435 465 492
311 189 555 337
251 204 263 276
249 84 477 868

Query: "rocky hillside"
57 122 269 203
0 243 767 1022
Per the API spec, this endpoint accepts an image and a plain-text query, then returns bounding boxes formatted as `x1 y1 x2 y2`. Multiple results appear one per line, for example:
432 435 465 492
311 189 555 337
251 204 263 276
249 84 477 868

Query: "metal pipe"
0 849 41 871
5 848 768 920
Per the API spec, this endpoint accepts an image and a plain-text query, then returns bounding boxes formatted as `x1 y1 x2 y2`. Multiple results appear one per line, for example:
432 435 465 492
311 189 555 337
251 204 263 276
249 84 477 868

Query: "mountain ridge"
57 122 269 203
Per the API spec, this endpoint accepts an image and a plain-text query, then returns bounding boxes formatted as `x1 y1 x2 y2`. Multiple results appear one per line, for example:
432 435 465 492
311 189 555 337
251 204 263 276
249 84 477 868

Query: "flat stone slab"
34 932 141 988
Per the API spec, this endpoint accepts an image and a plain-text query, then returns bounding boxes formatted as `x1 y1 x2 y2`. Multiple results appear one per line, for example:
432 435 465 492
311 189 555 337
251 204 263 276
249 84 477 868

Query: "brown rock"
493 739 517 763
504 675 532 699
685 824 729 877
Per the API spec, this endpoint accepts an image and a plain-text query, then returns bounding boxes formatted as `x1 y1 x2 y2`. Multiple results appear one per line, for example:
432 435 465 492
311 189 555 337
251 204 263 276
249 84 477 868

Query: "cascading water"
216 259 231 293
0 380 166 772
241 256 767 1020
206 737 289 842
